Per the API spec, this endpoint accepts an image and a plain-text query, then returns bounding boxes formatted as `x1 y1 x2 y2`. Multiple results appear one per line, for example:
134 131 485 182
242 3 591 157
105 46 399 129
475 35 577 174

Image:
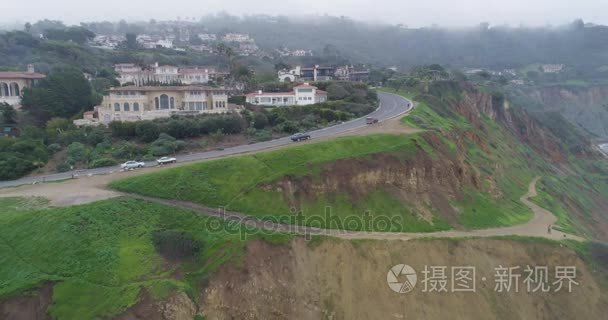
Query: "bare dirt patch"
200 237 608 320
339 116 422 137
0 283 53 320
115 290 196 320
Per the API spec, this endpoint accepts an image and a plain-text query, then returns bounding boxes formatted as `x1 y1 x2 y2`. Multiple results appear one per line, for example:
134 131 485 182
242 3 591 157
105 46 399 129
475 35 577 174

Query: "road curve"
0 92 412 188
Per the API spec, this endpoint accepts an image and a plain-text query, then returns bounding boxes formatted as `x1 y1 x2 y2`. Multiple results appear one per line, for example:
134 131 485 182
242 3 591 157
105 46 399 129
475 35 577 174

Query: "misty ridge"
2 13 608 74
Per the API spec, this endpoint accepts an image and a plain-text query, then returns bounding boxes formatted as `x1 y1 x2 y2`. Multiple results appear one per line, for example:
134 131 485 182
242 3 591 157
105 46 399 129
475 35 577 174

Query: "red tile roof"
246 91 295 97
110 85 227 92
0 72 46 80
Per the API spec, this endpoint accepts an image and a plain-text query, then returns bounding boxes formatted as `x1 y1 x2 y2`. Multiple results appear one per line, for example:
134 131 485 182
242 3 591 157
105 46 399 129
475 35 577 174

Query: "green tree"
46 117 74 140
252 112 269 129
125 33 138 49
327 83 349 100
43 26 95 44
21 67 94 124
0 103 17 124
189 34 203 45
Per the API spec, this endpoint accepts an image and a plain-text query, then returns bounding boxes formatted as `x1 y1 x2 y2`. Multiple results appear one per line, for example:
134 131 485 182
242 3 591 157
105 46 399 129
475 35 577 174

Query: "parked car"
121 161 145 170
290 132 311 142
366 117 379 125
157 157 177 165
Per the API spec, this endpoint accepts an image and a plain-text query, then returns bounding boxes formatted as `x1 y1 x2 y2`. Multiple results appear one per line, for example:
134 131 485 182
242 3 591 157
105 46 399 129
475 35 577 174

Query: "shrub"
111 142 145 160
278 120 300 133
252 112 269 129
253 129 272 142
66 142 90 163
47 143 62 153
152 230 202 261
88 158 117 168
149 133 186 156
135 121 161 142
109 121 137 138
56 161 72 173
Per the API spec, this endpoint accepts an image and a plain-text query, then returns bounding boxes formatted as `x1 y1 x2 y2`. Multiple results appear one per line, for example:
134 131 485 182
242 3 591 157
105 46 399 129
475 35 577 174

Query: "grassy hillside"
112 123 538 232
113 81 608 237
0 197 291 319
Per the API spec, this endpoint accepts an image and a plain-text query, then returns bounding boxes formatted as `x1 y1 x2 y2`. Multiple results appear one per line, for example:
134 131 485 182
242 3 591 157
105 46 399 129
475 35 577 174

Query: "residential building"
115 63 223 86
155 39 174 49
278 65 369 82
278 66 301 82
73 109 101 127
222 33 251 42
98 85 231 124
245 83 327 106
198 33 217 42
542 64 565 73
0 65 45 109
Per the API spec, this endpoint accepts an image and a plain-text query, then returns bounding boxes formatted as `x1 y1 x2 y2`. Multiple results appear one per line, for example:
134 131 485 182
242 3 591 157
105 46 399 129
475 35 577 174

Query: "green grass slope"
0 197 291 320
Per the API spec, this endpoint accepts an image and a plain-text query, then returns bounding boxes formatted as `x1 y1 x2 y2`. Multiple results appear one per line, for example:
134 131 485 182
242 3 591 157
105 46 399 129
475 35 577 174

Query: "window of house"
133 103 139 111
189 102 195 111
196 102 203 110
203 101 208 109
124 103 130 111
160 94 169 109
170 97 175 109
155 97 160 109
114 103 120 111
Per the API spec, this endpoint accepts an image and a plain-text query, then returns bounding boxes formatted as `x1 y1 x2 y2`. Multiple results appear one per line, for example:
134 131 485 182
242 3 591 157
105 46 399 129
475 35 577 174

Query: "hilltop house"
115 63 224 86
278 65 369 82
97 85 230 123
0 65 45 109
245 84 327 106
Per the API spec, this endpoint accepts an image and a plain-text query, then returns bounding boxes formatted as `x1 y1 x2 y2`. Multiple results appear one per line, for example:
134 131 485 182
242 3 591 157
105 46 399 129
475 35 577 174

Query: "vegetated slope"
508 84 608 139
113 81 608 237
0 197 292 320
198 237 608 320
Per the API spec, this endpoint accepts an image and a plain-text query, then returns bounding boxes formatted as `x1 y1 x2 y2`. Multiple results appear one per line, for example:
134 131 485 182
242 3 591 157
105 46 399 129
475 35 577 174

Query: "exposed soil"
199 237 608 320
114 290 196 320
0 283 53 320
266 146 476 227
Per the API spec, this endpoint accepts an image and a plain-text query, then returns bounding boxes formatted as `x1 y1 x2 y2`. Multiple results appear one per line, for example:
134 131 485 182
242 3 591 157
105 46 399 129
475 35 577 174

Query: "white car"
121 161 145 170
157 157 177 165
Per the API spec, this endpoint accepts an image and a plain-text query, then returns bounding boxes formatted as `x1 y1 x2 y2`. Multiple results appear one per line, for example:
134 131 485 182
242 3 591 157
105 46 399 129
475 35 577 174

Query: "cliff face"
511 85 608 139
198 238 608 320
456 86 570 163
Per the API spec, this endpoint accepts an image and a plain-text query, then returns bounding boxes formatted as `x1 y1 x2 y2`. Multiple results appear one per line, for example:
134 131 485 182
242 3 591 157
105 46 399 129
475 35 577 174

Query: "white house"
115 63 222 86
0 65 45 109
245 84 327 106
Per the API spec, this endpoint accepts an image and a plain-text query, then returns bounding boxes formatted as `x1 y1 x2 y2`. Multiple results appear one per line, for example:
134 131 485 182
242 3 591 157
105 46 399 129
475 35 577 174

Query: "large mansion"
0 65 45 109
98 85 230 124
246 84 327 106
115 63 227 86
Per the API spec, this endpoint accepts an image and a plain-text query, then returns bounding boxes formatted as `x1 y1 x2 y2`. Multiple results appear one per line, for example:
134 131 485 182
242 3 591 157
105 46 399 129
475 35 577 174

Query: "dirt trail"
125 177 584 242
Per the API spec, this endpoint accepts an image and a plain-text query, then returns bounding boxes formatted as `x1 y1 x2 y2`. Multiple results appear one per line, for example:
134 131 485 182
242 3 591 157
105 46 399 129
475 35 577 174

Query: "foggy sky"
2 0 607 27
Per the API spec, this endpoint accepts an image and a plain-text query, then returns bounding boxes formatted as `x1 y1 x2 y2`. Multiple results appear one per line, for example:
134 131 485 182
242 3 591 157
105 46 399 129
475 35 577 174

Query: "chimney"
27 64 35 73
155 62 159 68
258 90 262 94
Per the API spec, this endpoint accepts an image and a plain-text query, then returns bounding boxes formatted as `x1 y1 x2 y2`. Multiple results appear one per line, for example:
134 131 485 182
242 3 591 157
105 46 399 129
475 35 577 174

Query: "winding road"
0 92 412 189
0 92 584 242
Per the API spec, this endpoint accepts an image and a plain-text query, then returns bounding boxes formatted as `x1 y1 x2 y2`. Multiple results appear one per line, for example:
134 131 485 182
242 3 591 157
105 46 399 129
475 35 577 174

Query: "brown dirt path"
123 177 584 242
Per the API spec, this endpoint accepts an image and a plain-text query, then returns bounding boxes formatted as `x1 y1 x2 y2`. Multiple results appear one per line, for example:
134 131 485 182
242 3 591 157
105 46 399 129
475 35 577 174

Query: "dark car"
290 132 311 142
366 117 379 124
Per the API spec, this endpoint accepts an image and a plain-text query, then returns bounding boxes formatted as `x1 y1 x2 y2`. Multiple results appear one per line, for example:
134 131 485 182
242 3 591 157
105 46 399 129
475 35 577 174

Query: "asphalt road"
0 92 412 188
